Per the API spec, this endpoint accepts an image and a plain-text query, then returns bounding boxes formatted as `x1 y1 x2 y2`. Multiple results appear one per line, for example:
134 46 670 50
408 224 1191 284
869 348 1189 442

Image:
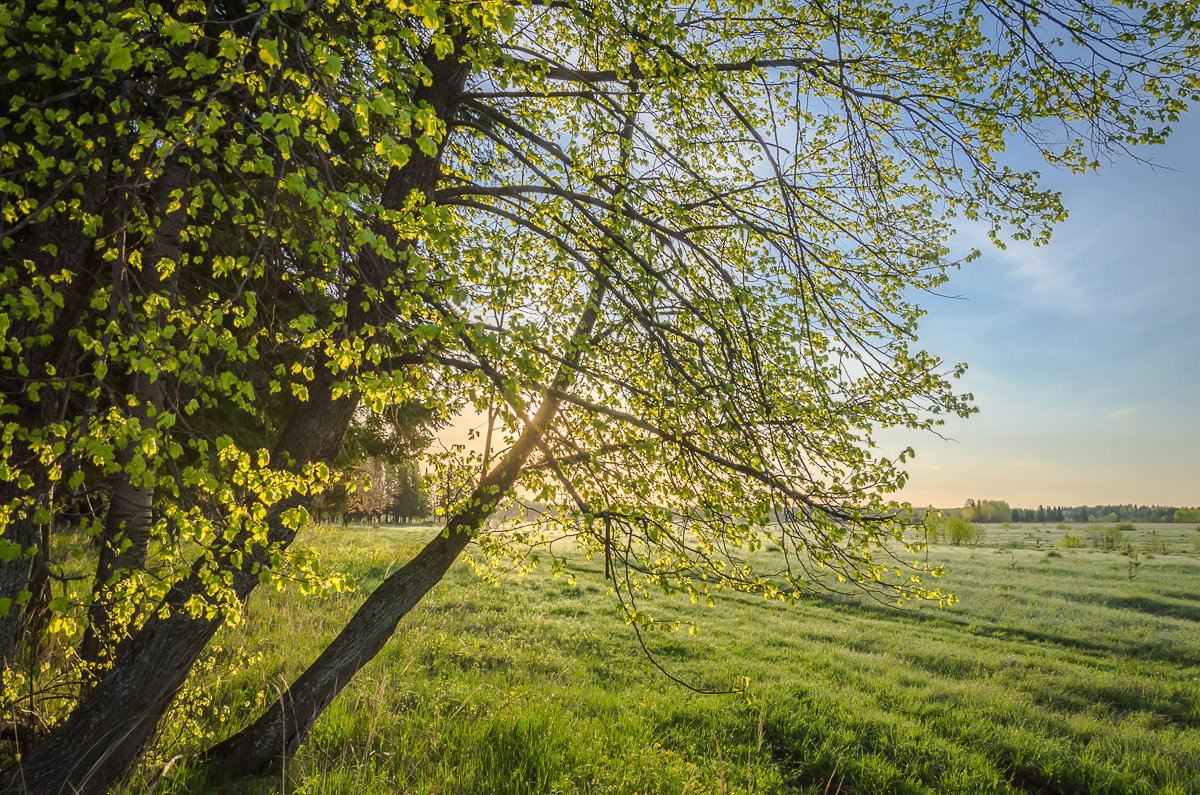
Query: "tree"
3 0 1199 790
1175 507 1200 523
389 461 430 523
341 458 429 523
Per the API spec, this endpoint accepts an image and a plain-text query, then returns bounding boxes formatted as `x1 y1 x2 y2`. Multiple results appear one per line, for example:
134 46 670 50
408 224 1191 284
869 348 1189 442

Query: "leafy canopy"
1 0 1198 706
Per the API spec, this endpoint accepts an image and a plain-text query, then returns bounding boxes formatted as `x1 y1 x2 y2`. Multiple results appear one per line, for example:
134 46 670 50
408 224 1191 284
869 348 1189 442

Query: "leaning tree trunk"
204 100 630 776
203 279 606 778
0 44 471 795
202 425 549 778
203 524 474 776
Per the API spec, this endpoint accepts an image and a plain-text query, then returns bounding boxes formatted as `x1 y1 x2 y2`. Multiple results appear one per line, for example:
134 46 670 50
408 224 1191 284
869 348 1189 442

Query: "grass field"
144 522 1200 794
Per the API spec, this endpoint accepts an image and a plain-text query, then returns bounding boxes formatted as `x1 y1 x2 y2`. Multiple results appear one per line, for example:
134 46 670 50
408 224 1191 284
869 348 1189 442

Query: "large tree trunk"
0 45 471 795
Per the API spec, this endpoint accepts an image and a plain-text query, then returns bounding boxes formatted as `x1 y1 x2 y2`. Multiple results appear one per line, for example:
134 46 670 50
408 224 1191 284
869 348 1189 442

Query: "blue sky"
884 115 1200 508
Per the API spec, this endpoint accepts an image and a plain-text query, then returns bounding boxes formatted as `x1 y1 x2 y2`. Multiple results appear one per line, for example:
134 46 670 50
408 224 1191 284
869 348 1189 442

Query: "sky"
879 115 1200 509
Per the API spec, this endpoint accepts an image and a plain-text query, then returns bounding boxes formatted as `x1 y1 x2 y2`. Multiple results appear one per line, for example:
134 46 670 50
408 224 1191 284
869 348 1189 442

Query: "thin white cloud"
955 222 1100 317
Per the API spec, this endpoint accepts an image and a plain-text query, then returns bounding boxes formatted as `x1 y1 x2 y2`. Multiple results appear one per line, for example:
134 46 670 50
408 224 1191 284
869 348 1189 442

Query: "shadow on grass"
805 594 1200 668
1099 595 1200 622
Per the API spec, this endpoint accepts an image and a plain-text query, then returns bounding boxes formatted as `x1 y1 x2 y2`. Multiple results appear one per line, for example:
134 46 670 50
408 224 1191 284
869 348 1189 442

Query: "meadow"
141 522 1200 794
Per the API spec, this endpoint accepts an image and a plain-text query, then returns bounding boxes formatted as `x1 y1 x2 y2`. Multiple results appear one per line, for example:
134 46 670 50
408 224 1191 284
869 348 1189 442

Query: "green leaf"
106 39 134 72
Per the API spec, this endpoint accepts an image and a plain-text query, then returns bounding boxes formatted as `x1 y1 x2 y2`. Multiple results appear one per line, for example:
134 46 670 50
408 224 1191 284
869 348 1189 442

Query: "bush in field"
944 517 982 546
1088 525 1128 550
923 511 943 544
1056 533 1082 549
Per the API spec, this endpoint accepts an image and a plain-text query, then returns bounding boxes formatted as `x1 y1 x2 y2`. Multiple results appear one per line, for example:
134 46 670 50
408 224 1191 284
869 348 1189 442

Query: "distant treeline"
934 500 1200 524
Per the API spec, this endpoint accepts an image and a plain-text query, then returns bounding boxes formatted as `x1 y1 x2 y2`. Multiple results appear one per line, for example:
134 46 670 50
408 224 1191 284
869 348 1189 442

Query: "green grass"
138 524 1200 794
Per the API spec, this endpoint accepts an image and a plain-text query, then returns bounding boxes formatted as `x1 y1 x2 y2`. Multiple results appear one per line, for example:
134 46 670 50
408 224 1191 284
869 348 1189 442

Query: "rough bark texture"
76 371 161 669
0 46 470 795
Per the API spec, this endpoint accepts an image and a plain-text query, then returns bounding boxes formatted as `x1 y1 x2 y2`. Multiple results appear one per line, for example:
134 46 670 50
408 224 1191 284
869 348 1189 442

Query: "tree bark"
76 372 161 669
0 44 471 795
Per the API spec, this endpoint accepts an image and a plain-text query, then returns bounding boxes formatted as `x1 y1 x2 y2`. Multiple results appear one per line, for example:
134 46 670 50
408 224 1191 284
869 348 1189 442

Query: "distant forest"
936 500 1200 524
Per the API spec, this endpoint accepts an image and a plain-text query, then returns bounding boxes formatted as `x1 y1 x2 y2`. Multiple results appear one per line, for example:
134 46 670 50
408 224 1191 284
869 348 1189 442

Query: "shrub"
945 517 982 546
1088 525 1127 550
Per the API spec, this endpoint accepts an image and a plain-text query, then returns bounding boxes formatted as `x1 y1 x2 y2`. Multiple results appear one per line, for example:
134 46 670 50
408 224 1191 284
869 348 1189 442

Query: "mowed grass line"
143 525 1200 794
